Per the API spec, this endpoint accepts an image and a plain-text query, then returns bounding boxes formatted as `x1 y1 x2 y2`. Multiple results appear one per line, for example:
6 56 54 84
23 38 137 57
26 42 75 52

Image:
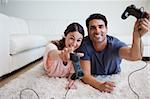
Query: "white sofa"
0 13 47 77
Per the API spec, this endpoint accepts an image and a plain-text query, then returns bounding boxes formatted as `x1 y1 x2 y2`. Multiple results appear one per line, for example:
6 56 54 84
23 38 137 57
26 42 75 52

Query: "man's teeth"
95 35 101 38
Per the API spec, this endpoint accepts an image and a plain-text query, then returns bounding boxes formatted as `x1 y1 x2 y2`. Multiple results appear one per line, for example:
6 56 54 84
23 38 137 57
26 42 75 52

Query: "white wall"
0 0 149 40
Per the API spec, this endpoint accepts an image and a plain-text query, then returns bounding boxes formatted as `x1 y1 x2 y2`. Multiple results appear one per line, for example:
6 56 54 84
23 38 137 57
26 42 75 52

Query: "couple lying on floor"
43 13 150 93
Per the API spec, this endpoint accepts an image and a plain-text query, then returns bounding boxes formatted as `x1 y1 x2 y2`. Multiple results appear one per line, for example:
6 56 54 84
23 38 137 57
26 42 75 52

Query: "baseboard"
142 57 150 61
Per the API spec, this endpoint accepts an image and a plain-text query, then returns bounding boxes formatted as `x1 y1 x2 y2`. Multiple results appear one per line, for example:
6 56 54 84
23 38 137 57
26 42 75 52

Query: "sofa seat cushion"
10 34 47 55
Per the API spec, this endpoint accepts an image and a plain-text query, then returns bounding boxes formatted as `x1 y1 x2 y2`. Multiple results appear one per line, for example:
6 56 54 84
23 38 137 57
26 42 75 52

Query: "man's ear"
106 26 108 33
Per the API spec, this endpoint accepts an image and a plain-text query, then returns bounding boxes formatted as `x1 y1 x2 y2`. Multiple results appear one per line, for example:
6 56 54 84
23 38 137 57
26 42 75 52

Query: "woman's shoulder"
46 41 58 50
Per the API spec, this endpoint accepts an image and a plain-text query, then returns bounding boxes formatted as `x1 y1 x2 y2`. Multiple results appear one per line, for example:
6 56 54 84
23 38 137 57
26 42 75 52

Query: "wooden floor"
0 58 43 88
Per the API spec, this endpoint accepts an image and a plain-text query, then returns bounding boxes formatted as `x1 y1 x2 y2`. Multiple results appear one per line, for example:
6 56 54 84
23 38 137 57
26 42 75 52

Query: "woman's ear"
63 36 66 38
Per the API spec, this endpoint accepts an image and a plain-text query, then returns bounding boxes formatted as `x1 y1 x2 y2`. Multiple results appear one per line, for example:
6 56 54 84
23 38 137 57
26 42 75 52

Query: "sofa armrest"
0 13 10 77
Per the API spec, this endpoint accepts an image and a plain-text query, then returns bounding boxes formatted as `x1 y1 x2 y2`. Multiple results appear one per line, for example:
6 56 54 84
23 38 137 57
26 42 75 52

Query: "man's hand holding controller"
121 4 150 37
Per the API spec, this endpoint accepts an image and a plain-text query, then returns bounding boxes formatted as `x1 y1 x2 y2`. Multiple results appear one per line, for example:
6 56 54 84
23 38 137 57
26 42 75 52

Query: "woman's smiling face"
65 31 83 51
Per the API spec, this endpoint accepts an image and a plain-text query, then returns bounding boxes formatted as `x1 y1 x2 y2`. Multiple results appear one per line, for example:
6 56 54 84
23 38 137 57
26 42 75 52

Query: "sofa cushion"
10 34 47 55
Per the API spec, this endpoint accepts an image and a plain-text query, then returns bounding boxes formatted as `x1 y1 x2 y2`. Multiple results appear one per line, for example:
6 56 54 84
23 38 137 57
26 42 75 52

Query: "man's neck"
93 37 107 52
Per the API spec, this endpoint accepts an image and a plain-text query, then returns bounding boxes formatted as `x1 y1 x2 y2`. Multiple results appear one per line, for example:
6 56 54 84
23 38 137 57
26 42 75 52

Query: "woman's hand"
59 47 74 63
59 47 84 63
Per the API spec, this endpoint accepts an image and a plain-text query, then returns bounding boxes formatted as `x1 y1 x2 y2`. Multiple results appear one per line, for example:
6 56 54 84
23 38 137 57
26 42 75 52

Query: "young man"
78 13 150 93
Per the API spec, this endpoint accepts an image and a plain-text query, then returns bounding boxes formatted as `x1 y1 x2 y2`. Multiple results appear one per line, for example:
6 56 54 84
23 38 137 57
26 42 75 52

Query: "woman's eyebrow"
70 35 75 38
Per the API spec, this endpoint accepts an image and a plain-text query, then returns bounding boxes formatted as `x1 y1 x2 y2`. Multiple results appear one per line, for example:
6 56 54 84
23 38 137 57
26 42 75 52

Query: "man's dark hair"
86 13 108 29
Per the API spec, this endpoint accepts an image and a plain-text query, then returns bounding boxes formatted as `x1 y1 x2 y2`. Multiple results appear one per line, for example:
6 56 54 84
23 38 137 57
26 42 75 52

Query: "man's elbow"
80 73 91 84
130 55 142 61
81 75 88 84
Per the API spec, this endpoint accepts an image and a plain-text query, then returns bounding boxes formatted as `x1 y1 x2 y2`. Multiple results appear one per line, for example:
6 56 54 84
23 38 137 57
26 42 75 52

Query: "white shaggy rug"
0 60 150 99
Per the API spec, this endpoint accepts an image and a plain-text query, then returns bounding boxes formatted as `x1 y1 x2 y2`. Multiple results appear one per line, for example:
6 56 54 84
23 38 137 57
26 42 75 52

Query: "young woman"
43 22 84 89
